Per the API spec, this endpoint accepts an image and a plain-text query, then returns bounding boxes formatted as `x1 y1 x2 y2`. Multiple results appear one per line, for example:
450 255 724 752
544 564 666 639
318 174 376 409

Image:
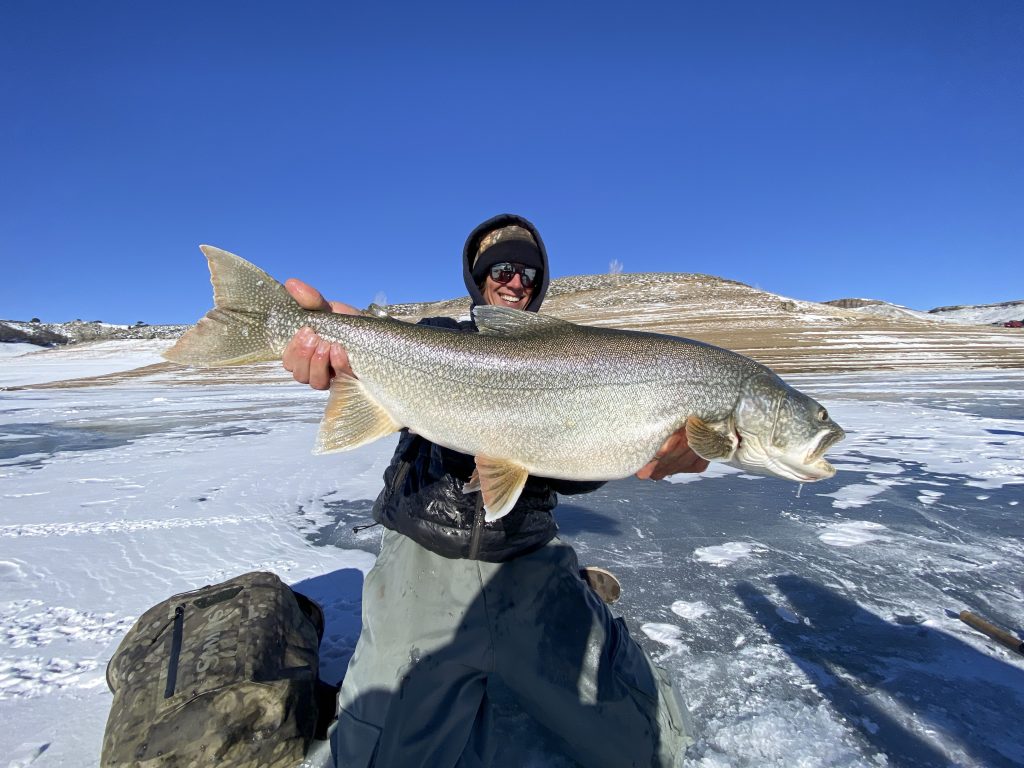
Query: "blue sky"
2 1 1021 324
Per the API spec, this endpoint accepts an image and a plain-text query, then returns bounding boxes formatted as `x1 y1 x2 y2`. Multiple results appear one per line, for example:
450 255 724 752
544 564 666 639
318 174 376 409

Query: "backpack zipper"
164 604 185 698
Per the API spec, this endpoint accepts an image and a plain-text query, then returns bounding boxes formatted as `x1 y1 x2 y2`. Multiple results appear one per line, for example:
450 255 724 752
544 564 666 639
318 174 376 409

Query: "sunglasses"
489 262 538 289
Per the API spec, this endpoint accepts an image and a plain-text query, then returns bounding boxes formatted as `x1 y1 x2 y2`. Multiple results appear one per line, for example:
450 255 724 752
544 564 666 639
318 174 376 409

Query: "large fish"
166 246 845 520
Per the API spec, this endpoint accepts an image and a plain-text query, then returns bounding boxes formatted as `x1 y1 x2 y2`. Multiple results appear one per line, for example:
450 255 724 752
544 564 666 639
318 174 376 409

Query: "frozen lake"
1 367 1022 766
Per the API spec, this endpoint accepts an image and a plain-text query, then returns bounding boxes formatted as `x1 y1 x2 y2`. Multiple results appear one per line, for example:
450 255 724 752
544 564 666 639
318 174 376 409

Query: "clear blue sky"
2 1 1021 324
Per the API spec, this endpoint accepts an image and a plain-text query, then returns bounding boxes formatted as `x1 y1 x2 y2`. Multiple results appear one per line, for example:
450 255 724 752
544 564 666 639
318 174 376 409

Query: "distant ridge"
929 299 1024 313
0 319 190 347
823 298 885 309
824 297 1024 326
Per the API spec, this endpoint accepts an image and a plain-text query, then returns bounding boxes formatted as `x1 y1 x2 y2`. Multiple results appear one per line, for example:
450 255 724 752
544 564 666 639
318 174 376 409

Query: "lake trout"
165 246 846 520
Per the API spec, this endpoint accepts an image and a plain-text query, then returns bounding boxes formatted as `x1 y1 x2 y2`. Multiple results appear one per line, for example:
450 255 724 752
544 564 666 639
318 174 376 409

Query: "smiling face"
481 270 534 310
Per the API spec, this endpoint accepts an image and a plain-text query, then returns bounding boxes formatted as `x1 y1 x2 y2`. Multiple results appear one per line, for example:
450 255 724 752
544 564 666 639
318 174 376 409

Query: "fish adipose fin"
164 245 290 367
474 456 530 522
316 375 401 453
473 306 573 337
685 415 738 461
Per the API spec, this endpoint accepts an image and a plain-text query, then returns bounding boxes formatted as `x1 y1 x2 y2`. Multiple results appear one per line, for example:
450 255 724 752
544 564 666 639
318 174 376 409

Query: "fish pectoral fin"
685 415 737 461
315 375 401 454
463 469 481 494
474 456 529 522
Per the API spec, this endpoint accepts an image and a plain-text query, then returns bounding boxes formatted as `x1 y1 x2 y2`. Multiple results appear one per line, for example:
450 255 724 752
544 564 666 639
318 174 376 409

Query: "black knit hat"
470 235 544 285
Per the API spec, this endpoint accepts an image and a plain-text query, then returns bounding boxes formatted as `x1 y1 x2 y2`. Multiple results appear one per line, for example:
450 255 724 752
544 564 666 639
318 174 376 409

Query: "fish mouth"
806 427 845 464
777 427 845 481
793 457 836 481
766 453 835 482
731 433 836 482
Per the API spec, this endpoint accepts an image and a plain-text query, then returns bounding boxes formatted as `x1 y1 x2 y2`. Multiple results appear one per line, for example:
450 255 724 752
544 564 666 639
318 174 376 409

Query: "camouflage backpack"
101 571 327 767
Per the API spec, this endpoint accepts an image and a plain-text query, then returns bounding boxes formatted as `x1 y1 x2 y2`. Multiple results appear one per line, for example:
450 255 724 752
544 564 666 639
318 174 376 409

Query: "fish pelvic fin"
685 415 738 462
164 245 290 367
315 375 401 453
474 456 530 522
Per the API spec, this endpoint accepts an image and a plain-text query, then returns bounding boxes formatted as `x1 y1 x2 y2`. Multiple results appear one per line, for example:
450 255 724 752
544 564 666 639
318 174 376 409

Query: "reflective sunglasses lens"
489 263 537 289
491 263 514 283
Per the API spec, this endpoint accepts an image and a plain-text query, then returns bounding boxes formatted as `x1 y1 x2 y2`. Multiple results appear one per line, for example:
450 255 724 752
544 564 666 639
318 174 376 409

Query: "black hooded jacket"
371 214 604 562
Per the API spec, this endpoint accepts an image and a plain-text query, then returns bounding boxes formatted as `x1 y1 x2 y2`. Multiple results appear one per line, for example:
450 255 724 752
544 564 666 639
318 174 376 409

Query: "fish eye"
817 408 829 422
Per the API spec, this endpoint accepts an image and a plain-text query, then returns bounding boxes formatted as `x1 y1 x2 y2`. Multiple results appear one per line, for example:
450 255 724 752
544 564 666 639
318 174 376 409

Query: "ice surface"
1 354 1022 767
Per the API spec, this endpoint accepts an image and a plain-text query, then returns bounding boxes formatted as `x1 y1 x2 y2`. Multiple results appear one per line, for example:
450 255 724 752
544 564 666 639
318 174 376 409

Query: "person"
282 214 708 767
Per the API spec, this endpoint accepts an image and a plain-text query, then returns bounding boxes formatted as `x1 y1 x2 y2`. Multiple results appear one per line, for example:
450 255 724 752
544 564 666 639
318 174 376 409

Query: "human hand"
281 278 360 390
635 427 710 481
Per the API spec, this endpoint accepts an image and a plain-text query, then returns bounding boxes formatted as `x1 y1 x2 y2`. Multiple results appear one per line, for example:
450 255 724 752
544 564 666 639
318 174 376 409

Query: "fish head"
729 374 845 482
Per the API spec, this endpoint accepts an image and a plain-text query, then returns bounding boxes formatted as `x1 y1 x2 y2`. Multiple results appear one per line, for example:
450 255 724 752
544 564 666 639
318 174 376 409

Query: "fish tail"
164 245 292 367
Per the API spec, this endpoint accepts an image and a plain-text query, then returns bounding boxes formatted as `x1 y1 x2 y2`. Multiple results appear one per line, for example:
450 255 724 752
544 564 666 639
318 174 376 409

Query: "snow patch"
818 520 891 547
693 542 762 567
641 622 688 660
775 606 802 624
641 622 684 645
818 479 898 509
692 700 868 766
671 600 712 620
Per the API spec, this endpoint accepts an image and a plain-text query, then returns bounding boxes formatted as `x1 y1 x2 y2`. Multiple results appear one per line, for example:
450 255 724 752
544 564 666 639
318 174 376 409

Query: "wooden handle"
959 611 1024 655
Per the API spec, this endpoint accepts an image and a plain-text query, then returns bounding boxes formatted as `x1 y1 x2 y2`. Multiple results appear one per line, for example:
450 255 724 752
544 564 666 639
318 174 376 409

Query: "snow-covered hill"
0 319 189 346
928 299 1024 325
826 297 1024 326
388 273 1024 373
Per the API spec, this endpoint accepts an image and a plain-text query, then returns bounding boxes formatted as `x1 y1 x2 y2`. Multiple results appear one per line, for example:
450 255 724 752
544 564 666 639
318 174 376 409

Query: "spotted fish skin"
166 245 845 519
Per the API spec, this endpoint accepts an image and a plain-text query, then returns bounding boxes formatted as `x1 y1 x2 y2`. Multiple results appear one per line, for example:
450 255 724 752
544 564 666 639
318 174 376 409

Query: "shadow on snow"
738 575 1024 768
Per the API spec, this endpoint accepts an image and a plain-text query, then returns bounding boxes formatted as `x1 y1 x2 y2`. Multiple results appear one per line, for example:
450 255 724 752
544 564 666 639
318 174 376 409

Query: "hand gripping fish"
165 246 846 521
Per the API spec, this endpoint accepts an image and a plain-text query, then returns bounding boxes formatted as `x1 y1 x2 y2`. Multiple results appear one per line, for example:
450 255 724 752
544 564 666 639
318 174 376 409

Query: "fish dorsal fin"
473 455 530 522
684 415 738 462
315 375 402 454
472 306 573 337
364 304 399 320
